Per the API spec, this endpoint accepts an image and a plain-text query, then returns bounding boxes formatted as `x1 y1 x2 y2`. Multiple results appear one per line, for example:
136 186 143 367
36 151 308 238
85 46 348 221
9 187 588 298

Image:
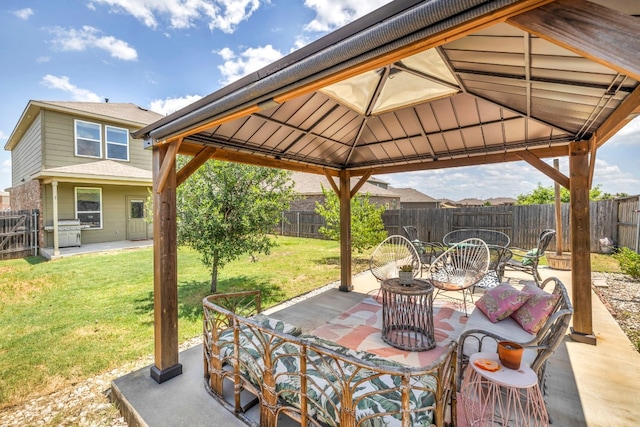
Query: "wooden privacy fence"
0 209 39 260
277 195 640 253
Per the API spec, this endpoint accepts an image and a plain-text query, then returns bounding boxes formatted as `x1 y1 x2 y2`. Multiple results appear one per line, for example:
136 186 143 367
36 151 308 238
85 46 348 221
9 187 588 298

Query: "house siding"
42 183 152 247
42 110 152 171
11 113 43 185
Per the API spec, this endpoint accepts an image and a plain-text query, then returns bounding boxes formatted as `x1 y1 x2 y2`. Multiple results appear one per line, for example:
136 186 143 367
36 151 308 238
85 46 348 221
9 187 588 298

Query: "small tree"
315 185 388 254
177 158 296 292
516 183 614 205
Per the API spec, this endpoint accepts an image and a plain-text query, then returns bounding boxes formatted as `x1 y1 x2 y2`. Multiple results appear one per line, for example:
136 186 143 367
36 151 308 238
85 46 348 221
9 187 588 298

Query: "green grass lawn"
0 236 372 409
0 237 622 409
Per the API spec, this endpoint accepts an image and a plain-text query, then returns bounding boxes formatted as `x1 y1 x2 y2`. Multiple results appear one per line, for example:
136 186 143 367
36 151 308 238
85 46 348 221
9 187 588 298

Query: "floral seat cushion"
274 335 437 427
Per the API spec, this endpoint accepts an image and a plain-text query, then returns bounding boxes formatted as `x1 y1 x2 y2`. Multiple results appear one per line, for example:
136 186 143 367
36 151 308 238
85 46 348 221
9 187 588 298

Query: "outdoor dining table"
380 278 436 351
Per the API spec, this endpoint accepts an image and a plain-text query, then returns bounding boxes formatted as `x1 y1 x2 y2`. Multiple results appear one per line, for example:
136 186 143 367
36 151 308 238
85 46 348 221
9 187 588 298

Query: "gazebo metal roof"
134 0 640 384
135 0 640 178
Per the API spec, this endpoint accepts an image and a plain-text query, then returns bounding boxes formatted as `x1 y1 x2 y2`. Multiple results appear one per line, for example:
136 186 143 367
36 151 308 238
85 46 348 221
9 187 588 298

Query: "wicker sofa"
203 291 457 427
456 277 573 389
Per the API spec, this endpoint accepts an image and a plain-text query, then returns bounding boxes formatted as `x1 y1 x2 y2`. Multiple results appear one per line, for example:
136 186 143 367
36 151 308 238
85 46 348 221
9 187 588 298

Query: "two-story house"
4 101 164 255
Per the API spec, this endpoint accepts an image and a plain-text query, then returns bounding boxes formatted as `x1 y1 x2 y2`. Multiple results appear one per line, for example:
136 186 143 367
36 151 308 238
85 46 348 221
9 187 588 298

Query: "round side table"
381 278 435 351
461 352 549 426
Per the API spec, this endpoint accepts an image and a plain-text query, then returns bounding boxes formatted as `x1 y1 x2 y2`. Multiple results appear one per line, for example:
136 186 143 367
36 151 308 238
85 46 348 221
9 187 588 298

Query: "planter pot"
498 341 524 370
398 271 413 286
547 253 571 271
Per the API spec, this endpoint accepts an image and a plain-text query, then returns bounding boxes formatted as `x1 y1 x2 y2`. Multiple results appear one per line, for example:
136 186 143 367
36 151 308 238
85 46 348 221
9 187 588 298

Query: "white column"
52 181 59 256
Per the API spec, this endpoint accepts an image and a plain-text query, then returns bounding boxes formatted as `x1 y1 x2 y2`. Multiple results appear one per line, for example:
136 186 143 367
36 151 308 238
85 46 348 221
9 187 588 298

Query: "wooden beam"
339 170 353 292
274 0 555 104
588 137 597 189
176 147 216 187
177 142 340 177
349 144 570 177
156 138 182 194
157 104 262 146
553 159 564 255
517 150 570 189
324 171 341 196
568 140 596 345
594 85 640 148
507 0 640 81
150 145 182 383
350 171 373 198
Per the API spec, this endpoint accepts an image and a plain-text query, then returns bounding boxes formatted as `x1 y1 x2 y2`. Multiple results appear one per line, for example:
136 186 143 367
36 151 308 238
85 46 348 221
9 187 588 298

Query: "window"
75 187 102 229
75 120 102 158
106 125 129 161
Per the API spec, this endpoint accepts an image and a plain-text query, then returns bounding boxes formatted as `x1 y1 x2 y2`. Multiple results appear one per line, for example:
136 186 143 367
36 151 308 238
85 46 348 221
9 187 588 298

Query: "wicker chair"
505 229 556 286
428 238 490 315
369 235 421 283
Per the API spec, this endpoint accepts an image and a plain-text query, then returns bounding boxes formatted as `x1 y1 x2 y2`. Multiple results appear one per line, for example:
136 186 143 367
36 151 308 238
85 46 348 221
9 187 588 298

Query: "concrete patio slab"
111 267 640 426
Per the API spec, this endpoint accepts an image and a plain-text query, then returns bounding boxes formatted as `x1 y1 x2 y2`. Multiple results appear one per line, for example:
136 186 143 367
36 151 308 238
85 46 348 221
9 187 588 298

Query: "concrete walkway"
111 265 640 426
39 239 153 260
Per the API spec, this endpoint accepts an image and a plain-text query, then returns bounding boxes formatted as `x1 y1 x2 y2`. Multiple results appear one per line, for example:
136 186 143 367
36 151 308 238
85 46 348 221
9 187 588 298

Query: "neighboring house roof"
455 198 486 206
486 197 517 206
5 101 164 151
33 160 151 185
388 187 437 203
291 171 398 198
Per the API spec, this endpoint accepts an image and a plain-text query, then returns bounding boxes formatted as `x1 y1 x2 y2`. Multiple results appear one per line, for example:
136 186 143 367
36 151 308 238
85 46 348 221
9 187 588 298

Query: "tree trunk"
210 254 219 293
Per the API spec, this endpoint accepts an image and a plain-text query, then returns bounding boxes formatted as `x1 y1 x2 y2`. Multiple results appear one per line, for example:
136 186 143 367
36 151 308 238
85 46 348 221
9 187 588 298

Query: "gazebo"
133 0 640 383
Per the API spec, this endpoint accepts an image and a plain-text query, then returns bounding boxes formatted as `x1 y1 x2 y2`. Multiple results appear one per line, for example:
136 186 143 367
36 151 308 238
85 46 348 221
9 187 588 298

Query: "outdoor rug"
310 295 467 368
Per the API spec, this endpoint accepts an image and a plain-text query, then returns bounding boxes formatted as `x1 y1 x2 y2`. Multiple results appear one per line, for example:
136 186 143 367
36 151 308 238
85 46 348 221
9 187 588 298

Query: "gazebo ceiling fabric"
135 0 640 175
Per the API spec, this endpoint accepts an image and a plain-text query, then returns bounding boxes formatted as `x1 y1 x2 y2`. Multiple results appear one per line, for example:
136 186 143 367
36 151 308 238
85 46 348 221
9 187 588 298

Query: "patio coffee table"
381 278 435 351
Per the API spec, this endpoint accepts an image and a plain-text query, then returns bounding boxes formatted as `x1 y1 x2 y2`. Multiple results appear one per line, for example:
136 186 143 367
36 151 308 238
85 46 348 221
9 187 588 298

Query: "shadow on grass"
24 256 47 265
133 276 287 322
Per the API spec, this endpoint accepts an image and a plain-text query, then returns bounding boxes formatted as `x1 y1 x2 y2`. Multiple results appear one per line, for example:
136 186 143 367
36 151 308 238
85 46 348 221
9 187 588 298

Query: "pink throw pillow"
511 284 561 334
475 283 530 323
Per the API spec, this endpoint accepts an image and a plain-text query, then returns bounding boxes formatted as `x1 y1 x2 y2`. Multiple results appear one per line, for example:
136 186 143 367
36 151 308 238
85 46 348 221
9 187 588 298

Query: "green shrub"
613 247 640 279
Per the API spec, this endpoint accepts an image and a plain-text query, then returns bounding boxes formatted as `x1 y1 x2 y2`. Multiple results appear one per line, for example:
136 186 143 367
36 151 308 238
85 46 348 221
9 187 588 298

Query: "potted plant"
398 264 414 285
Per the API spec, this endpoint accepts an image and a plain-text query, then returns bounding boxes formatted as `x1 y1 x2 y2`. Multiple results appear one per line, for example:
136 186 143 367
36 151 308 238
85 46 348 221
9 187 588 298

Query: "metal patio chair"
402 225 445 268
505 229 556 286
428 238 490 316
369 235 421 283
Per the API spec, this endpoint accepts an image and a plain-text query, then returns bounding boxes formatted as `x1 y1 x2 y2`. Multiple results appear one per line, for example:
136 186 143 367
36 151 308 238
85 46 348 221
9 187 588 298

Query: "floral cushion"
521 248 538 266
217 314 302 382
475 270 501 289
274 335 436 427
511 284 560 333
475 283 530 323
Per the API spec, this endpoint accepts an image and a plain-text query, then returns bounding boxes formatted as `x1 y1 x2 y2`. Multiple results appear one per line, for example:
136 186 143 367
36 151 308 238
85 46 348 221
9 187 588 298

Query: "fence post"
297 212 300 237
636 197 640 253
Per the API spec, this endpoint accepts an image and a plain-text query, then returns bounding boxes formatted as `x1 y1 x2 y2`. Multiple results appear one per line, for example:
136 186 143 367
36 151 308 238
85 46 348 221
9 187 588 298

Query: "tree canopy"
176 158 296 292
315 185 388 254
516 183 627 205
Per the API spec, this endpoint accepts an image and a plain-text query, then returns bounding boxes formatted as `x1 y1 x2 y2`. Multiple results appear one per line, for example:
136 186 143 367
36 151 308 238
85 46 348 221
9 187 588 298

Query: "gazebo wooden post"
568 141 596 345
339 170 353 291
150 144 183 382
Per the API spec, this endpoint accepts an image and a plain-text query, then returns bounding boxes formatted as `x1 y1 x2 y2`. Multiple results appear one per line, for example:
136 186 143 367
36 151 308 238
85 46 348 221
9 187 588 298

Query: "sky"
1 0 639 201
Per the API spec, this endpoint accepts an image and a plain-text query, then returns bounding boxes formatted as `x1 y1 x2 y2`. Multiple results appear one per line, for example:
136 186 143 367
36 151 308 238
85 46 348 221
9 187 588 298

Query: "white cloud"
13 8 34 20
149 95 203 116
2 158 11 170
49 26 138 61
89 0 262 33
40 75 102 102
0 130 8 141
303 0 390 33
607 116 640 146
216 45 283 85
36 56 51 64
